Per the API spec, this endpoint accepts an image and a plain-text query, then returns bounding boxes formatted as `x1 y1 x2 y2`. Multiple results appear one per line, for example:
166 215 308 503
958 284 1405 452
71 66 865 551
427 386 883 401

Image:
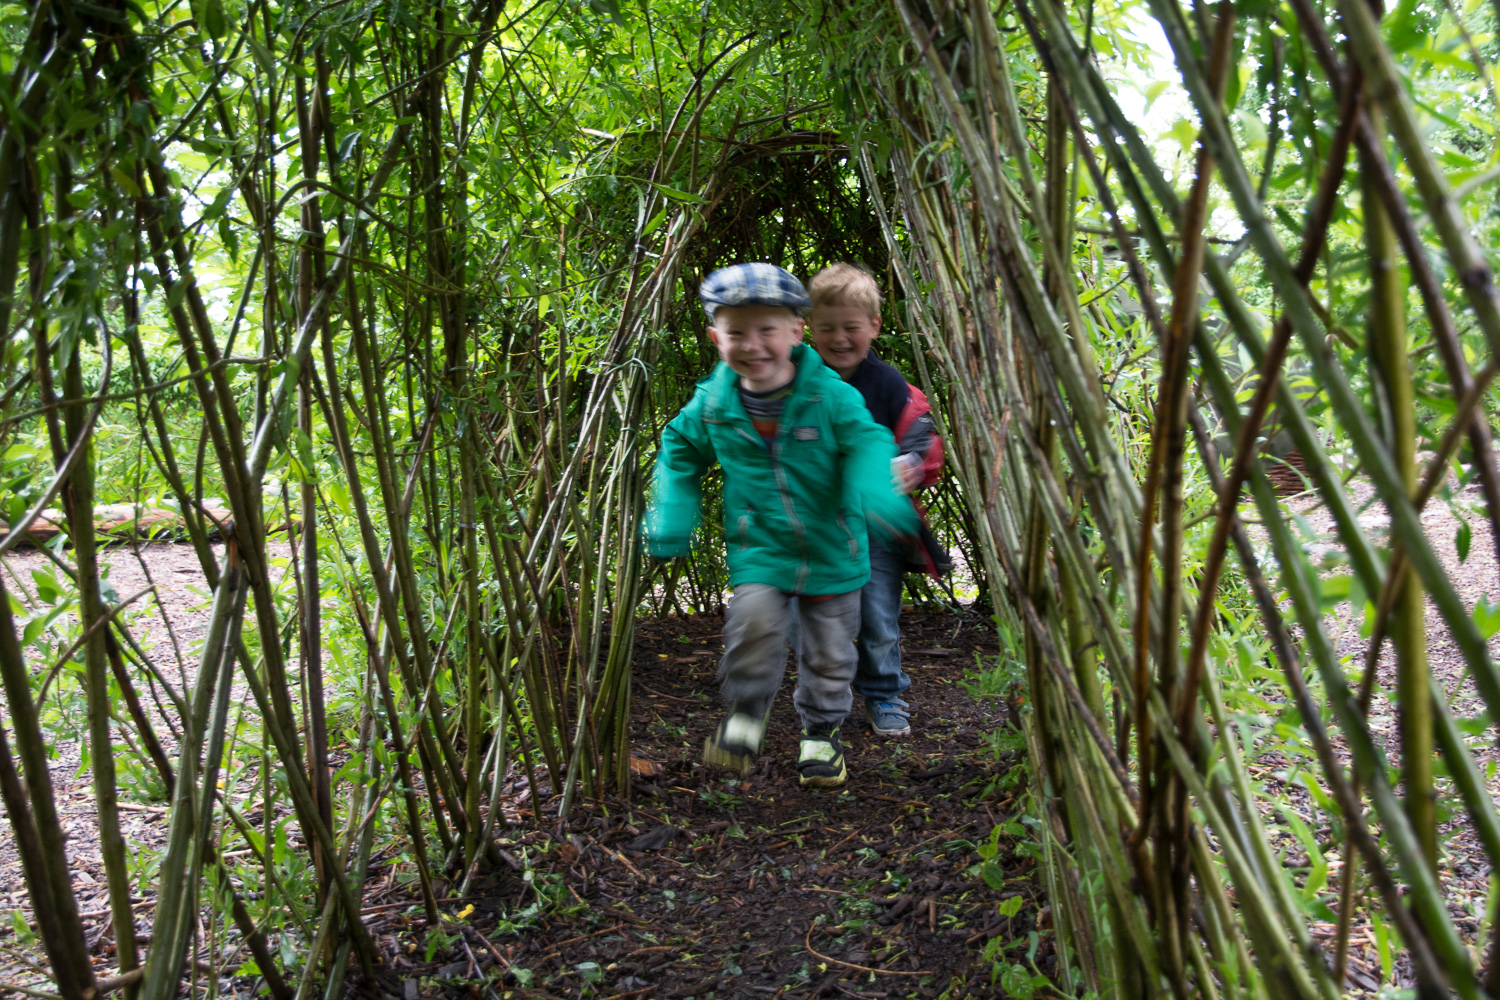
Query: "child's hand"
891 454 924 495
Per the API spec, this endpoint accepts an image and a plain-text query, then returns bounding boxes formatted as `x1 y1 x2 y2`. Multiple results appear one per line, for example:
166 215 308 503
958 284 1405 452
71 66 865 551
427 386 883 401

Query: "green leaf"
1224 60 1244 112
1165 117 1199 153
249 37 277 83
1233 107 1267 147
585 0 624 26
649 182 704 204
110 166 142 198
21 616 46 647
203 185 234 221
219 216 239 262
1385 0 1432 53
640 208 667 236
1143 80 1169 115
290 428 317 485
1282 809 1323 864
1317 573 1352 608
336 130 363 164
1000 963 1036 1000
1459 712 1492 736
1456 517 1472 563
64 109 102 133
327 480 352 516
331 756 362 787
1410 46 1472 74
1302 859 1329 900
31 569 59 605
202 0 225 39
1475 595 1500 640
1372 910 1395 982
997 894 1023 918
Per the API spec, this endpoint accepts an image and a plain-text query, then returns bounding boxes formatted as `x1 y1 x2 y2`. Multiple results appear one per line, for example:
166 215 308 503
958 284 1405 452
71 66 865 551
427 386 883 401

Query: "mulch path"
365 608 1033 1000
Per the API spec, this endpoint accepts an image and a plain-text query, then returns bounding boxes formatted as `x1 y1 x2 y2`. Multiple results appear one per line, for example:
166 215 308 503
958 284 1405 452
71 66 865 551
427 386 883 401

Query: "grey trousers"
719 584 859 730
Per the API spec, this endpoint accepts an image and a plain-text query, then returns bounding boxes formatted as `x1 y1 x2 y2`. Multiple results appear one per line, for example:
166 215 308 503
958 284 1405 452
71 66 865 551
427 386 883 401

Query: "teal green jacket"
644 344 919 595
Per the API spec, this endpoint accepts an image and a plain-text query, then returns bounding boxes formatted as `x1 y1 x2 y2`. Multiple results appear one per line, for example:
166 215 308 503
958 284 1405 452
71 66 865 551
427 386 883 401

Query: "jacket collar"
704 343 828 414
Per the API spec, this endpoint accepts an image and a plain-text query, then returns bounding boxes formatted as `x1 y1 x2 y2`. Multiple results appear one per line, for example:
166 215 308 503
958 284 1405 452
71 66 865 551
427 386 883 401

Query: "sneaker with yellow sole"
797 726 847 788
703 708 770 775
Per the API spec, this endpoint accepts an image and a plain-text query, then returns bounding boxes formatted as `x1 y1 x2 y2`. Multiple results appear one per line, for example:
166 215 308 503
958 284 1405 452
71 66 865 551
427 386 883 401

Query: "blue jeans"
854 538 910 703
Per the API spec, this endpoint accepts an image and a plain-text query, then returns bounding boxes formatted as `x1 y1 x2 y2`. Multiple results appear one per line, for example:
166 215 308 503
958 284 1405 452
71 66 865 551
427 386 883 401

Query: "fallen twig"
0 983 61 1000
802 928 932 977
94 968 145 995
538 922 625 957
636 683 700 704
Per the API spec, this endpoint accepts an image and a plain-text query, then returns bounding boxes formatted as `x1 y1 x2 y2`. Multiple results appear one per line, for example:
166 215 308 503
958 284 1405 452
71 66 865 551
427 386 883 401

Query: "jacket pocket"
836 509 858 559
734 503 755 551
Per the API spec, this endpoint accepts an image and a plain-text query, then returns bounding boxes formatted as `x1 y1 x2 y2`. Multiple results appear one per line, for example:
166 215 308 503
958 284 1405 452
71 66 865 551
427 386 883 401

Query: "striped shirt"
739 379 796 446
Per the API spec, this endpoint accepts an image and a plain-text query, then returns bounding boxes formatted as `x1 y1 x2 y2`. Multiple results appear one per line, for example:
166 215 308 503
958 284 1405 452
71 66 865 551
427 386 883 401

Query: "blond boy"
806 264 946 737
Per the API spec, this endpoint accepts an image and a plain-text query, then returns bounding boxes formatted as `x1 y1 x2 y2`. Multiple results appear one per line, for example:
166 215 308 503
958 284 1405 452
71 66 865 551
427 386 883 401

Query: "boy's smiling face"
808 303 880 378
708 305 804 392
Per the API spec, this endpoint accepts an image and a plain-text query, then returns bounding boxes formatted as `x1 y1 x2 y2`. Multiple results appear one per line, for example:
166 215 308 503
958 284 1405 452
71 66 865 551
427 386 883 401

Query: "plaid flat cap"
698 263 812 318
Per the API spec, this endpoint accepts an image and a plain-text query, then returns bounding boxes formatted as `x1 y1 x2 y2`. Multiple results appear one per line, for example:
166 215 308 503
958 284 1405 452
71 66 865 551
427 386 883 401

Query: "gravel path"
1260 470 1500 989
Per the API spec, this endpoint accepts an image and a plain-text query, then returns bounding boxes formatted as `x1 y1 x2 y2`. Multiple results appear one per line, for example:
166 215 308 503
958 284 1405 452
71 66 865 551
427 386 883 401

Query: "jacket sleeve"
643 398 715 558
893 383 945 490
831 385 920 543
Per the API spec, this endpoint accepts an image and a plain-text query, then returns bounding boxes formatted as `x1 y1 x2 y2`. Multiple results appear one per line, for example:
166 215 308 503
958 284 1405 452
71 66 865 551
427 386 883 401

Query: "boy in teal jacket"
644 263 917 789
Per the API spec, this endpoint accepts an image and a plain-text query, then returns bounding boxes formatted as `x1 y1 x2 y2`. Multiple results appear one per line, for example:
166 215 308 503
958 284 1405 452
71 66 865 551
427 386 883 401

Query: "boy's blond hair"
808 263 881 319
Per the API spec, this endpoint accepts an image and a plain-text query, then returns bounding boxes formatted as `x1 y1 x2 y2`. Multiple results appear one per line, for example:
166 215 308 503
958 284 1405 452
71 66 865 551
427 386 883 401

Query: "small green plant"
698 786 740 809
424 926 456 963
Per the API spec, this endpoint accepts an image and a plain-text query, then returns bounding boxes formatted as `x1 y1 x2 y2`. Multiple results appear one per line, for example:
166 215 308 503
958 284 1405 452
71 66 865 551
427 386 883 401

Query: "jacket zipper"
770 442 811 593
718 379 817 592
772 394 817 593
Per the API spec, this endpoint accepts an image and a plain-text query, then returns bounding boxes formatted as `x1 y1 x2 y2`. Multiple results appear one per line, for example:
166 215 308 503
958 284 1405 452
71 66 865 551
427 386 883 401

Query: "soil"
362 608 1031 1000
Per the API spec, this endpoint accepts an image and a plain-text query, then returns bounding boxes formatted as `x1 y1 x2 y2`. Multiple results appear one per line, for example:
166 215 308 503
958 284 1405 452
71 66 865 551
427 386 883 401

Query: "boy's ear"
791 318 806 342
870 315 882 337
706 325 721 348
